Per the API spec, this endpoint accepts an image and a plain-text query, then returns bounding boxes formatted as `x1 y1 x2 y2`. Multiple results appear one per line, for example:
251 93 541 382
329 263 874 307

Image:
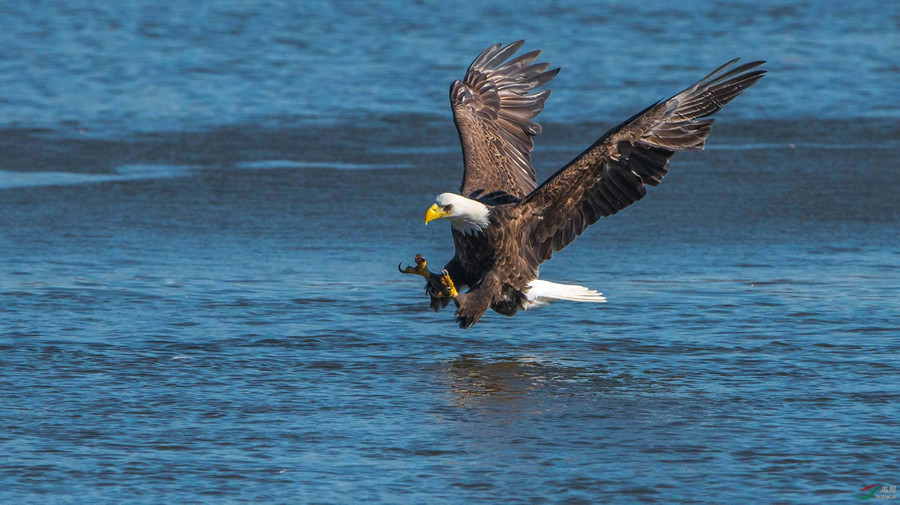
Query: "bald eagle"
400 41 765 328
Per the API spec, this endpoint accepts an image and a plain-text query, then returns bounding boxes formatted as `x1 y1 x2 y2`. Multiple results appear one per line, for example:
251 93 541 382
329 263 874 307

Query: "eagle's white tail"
524 279 606 309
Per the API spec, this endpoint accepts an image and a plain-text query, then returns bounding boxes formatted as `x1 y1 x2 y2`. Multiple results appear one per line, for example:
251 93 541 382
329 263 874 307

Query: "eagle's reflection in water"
441 354 628 410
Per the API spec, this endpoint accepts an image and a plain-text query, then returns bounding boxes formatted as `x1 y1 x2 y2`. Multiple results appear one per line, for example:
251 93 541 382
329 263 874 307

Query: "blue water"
2 1 899 503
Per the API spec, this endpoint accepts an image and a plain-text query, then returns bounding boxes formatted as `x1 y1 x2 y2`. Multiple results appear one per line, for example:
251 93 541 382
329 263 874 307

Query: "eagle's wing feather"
522 59 766 263
452 41 560 201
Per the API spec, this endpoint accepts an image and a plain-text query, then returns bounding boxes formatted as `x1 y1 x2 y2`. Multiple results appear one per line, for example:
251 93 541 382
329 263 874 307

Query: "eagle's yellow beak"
425 204 449 225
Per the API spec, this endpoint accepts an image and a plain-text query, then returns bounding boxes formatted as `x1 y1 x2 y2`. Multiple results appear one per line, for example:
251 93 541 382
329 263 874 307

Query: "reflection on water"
442 355 625 409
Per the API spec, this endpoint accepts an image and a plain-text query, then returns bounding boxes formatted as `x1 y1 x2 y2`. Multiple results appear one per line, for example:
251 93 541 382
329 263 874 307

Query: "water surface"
2 1 899 503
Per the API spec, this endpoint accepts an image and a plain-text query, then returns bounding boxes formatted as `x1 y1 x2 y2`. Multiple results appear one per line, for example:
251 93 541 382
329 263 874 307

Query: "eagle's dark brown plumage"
420 41 765 328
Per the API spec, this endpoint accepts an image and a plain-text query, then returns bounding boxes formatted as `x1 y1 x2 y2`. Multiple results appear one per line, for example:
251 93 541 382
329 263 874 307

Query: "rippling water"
2 1 899 503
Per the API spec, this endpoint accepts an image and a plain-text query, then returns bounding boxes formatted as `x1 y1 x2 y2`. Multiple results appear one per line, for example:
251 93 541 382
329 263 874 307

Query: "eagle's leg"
454 290 491 329
398 254 431 278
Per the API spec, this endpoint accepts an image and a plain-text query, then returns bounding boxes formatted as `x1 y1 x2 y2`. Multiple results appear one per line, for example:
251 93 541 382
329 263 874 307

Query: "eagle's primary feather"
452 40 560 202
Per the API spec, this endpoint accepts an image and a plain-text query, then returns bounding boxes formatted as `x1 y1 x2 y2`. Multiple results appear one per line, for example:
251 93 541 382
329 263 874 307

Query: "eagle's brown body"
421 41 765 328
440 206 535 323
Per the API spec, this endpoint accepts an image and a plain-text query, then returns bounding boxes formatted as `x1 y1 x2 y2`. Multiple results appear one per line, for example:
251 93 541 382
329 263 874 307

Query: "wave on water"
0 160 417 189
0 165 197 189
234 160 413 171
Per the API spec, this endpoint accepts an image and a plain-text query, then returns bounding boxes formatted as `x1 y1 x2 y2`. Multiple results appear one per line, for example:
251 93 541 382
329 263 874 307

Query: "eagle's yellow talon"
399 254 432 278
440 269 458 298
400 255 457 298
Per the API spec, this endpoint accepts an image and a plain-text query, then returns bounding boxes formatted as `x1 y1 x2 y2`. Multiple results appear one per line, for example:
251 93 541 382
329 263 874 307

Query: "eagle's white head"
425 193 491 235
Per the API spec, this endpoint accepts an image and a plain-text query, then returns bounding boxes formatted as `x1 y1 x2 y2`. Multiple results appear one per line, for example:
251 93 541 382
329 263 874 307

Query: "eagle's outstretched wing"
452 41 559 203
522 59 766 263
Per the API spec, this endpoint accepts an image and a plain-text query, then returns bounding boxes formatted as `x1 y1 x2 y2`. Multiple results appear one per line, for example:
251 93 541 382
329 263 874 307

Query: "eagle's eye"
443 204 453 212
